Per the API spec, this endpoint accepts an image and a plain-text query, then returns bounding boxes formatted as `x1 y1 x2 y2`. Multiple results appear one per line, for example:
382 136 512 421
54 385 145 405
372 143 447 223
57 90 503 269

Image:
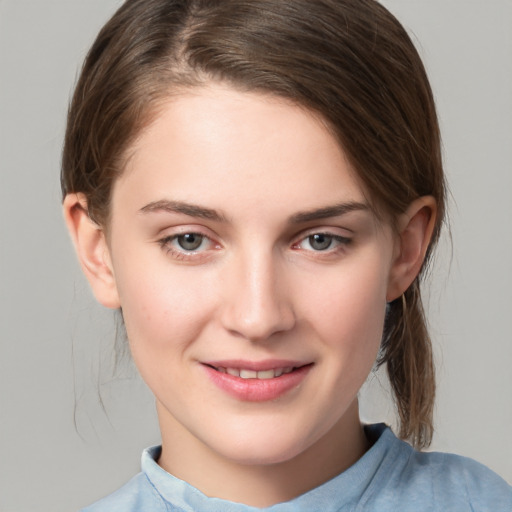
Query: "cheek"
113 256 217 357
301 253 389 361
116 266 220 399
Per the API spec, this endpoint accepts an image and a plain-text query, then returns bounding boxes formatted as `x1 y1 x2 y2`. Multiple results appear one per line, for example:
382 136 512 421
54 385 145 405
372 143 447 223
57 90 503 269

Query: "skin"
64 83 436 507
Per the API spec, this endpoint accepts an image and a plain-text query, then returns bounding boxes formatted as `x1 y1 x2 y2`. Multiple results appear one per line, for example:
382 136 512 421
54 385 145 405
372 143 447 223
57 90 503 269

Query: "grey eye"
308 234 333 251
177 233 204 251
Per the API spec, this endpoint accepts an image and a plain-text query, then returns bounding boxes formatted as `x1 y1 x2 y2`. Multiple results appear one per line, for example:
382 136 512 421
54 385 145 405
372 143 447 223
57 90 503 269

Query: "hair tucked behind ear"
379 280 435 449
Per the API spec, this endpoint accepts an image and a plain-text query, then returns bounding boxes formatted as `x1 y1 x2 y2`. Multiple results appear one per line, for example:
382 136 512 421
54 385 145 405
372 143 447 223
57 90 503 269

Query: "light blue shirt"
81 424 512 511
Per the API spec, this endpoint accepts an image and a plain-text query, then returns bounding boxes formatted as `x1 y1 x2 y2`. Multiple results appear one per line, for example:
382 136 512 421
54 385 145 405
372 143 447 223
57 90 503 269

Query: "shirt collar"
141 423 395 511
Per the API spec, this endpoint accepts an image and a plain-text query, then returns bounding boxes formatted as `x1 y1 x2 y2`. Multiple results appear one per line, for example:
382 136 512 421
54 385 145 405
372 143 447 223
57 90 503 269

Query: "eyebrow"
139 200 227 222
289 201 369 224
139 199 369 224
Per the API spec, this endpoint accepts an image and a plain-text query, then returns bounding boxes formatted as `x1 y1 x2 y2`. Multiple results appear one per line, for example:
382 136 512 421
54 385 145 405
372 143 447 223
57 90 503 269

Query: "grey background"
0 1 511 510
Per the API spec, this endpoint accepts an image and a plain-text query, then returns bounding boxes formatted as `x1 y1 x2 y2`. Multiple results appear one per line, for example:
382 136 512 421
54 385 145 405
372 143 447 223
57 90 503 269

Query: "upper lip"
202 359 311 372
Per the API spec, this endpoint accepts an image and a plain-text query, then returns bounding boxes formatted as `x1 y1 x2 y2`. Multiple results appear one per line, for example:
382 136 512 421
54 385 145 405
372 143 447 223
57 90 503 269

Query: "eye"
158 231 219 260
307 233 334 251
175 233 205 251
293 232 351 252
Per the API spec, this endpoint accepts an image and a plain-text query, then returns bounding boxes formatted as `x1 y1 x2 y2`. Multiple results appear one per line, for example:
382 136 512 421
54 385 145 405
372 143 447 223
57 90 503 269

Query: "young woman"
62 0 511 509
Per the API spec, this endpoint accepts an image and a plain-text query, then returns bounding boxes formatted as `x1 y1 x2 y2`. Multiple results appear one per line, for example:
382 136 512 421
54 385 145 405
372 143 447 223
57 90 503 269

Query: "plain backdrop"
0 1 511 510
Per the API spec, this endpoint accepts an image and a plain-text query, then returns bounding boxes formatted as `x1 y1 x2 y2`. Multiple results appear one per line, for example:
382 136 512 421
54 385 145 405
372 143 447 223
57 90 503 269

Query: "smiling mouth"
205 364 311 380
202 362 313 401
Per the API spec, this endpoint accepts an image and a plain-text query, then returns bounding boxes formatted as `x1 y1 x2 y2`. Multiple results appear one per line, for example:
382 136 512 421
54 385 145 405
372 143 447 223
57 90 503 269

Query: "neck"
156 400 369 507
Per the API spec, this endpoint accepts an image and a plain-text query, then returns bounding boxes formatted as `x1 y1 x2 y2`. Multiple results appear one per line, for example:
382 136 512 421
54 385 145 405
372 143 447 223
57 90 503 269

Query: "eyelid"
156 223 220 243
292 226 352 242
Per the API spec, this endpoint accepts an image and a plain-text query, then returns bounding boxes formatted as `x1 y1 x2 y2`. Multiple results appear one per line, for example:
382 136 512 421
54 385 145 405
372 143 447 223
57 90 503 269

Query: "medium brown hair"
62 0 446 448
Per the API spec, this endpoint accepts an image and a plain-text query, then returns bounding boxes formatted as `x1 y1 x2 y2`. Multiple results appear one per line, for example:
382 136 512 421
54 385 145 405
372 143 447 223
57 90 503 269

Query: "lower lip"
202 364 312 402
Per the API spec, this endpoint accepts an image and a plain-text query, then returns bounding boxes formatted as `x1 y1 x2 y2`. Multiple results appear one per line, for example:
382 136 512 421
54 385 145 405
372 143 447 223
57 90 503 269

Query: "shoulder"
80 472 167 512
367 427 512 511
412 449 512 510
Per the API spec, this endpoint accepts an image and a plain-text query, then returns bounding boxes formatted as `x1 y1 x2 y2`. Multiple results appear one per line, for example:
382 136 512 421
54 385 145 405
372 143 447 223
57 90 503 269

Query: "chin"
222 440 305 466
202 419 321 467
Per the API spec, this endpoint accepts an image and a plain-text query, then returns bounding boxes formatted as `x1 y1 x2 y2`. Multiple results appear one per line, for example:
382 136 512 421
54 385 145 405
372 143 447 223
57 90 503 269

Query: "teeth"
240 369 258 379
217 367 297 379
256 369 275 380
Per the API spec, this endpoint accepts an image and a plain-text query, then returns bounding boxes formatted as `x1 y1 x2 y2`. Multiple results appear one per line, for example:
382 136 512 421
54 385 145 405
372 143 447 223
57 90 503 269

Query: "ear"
63 193 121 309
386 196 437 302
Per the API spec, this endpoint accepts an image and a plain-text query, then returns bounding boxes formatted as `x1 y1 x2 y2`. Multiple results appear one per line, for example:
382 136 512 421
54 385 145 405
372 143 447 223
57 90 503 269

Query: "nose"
220 249 296 342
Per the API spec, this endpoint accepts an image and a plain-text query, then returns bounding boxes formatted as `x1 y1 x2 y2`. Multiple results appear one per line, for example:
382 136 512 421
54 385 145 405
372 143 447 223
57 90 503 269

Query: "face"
106 84 398 466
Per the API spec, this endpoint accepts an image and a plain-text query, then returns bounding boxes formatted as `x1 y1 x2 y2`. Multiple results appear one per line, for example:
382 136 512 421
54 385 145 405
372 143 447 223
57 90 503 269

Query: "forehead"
114 84 370 219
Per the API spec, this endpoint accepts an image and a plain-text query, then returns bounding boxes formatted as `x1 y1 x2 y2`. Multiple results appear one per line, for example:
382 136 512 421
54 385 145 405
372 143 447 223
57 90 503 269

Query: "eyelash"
158 231 352 261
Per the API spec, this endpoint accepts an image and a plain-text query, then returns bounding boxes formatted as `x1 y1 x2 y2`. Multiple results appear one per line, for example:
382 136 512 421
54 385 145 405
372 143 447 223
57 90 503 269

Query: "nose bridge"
221 244 295 341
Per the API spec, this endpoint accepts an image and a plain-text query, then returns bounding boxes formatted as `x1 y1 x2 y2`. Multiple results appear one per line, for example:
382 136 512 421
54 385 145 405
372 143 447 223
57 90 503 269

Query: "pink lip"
201 360 313 402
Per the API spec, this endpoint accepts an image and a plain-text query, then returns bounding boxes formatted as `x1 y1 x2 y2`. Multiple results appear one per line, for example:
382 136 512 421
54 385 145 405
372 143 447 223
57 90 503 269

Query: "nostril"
220 301 296 342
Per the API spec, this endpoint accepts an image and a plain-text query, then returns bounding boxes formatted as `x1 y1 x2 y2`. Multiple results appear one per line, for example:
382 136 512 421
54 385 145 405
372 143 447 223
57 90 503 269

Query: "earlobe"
386 196 437 302
63 193 121 309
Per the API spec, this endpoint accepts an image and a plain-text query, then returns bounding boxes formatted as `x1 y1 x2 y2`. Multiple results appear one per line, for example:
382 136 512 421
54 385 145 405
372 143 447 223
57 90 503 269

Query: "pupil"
310 234 332 251
178 233 202 251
